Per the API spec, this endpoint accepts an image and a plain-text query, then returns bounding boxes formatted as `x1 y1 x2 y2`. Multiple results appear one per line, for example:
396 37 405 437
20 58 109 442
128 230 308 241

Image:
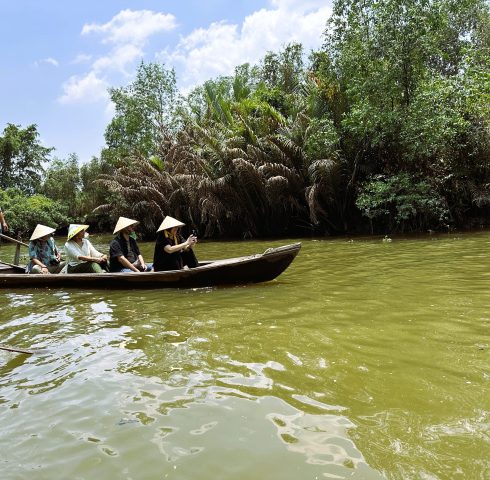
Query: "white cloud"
35 57 59 67
92 44 143 74
60 4 331 105
82 9 175 74
159 2 331 89
72 53 93 64
60 9 177 105
270 0 327 11
82 9 177 46
104 100 116 119
59 71 109 104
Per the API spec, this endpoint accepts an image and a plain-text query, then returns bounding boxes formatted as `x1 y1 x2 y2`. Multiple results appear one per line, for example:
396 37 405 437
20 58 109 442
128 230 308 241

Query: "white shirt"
64 239 104 267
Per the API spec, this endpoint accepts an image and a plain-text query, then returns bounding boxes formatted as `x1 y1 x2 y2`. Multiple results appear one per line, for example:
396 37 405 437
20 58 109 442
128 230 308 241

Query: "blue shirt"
27 237 59 273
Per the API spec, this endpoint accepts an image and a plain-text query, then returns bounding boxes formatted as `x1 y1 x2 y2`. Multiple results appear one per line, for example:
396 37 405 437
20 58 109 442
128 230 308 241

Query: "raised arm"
163 235 196 254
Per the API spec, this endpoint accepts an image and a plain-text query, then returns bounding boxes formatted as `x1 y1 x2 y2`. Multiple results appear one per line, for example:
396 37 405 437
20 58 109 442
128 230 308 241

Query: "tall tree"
103 62 181 165
79 156 116 214
0 124 52 194
41 154 81 217
324 0 490 163
320 0 490 229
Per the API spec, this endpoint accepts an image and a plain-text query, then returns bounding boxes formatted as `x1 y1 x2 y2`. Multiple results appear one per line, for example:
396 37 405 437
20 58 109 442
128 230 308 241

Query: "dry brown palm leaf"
258 162 300 181
139 186 168 206
132 200 163 219
93 203 113 214
308 158 339 183
96 177 124 193
262 138 292 166
266 175 289 193
227 147 247 159
306 184 328 225
245 144 271 164
271 135 306 166
232 159 268 197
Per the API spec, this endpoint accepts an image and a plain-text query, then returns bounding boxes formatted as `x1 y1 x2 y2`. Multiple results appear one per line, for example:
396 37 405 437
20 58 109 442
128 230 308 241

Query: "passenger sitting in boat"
27 224 65 274
109 217 152 272
153 216 198 272
64 224 108 273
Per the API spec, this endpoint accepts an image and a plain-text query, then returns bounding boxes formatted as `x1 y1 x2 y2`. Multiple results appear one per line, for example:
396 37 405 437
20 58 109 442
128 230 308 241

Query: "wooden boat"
0 243 301 289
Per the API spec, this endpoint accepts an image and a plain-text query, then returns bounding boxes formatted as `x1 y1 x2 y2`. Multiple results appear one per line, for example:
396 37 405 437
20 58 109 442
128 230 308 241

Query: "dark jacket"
153 232 199 272
109 234 141 272
153 232 183 272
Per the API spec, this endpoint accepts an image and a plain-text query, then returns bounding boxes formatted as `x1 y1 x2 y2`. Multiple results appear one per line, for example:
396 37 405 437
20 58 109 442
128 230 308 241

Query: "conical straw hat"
67 224 89 241
157 216 185 232
30 224 56 241
113 217 139 234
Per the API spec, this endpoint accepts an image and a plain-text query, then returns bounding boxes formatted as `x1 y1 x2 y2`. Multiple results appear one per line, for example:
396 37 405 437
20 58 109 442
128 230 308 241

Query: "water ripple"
1 235 489 479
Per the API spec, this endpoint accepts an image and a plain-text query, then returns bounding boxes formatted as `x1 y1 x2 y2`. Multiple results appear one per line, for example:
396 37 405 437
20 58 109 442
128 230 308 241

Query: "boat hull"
0 243 301 289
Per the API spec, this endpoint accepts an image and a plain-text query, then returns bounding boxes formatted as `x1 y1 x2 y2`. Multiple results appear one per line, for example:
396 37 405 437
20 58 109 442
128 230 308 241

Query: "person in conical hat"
66 224 90 241
109 217 152 272
64 224 108 273
27 224 65 274
153 216 198 272
157 216 185 232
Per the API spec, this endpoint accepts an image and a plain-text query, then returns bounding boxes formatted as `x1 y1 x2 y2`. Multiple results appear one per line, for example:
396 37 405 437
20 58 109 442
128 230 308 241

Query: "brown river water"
0 233 489 479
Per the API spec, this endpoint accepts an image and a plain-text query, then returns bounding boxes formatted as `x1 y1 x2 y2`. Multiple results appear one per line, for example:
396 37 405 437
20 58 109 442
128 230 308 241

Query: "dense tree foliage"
97 0 489 237
0 188 69 236
0 150 115 237
98 47 344 237
39 155 115 230
3 0 490 238
0 124 52 195
356 173 449 233
103 62 181 166
41 154 115 219
321 0 490 230
41 154 81 217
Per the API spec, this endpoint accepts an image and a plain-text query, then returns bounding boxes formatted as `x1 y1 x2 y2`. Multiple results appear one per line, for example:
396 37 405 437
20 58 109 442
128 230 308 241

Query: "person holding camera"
26 224 65 274
153 216 198 272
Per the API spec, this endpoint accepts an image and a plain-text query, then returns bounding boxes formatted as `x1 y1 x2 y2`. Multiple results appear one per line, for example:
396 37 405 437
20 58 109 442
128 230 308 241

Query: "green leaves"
0 124 53 195
0 188 69 236
96 1 490 236
356 173 449 231
103 62 181 165
320 0 490 230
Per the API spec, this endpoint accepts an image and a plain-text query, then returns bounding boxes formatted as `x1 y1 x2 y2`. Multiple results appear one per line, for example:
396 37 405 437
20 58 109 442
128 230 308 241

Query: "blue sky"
1 0 331 163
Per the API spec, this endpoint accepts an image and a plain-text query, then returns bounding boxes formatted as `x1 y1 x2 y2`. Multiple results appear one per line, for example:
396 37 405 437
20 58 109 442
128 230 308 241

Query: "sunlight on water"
0 233 489 479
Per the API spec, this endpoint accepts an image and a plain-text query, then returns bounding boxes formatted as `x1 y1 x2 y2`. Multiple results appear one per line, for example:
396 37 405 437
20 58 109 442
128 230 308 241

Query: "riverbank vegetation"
1 0 489 238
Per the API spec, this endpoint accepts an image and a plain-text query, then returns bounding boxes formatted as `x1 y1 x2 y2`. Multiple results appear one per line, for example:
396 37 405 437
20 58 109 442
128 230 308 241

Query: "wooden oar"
0 233 29 265
0 233 29 247
0 344 36 355
0 260 26 271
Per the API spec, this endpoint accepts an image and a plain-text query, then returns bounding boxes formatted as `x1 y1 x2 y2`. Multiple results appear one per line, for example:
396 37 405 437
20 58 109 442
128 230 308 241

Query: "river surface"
0 233 489 479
